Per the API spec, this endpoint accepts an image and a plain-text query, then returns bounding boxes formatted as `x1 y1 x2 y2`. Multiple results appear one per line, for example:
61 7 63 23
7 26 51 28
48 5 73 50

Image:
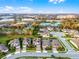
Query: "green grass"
0 35 10 44
0 34 38 44
47 50 52 53
0 34 24 44
0 52 6 59
26 47 36 52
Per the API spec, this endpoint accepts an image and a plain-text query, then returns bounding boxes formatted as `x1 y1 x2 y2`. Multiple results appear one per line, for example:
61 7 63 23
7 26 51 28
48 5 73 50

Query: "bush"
0 52 7 58
57 46 65 51
45 46 52 50
9 46 16 53
27 44 35 48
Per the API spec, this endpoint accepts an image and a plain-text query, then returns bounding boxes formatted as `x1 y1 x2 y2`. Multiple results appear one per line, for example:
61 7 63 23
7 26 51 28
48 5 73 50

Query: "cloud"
0 6 64 13
0 5 69 14
16 7 33 13
0 6 33 13
3 6 14 12
49 0 65 4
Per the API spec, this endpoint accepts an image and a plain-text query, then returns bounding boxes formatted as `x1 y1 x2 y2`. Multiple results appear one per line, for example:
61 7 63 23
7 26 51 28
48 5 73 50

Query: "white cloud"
0 6 33 13
0 5 71 14
3 6 14 12
16 7 33 13
0 6 64 13
49 0 65 4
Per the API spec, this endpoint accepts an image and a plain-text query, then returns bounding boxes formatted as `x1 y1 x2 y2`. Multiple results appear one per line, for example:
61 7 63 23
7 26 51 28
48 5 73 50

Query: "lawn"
26 49 36 52
0 34 10 44
0 34 37 44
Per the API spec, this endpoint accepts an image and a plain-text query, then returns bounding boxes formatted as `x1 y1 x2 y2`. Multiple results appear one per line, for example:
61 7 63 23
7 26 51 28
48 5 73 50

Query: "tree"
32 25 40 36
57 46 65 51
19 38 23 50
38 36 42 50
6 40 11 50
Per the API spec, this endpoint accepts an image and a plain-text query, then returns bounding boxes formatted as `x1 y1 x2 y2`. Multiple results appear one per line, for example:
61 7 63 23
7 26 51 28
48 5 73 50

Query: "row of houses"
8 38 40 49
70 37 79 48
63 29 79 37
63 29 79 48
0 18 35 23
0 44 8 53
8 37 61 51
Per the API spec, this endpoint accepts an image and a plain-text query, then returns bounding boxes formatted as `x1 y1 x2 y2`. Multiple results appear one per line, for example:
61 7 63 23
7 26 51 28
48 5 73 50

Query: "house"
36 38 41 45
42 40 51 50
42 32 50 37
52 39 61 48
0 44 8 52
23 38 28 45
38 28 49 37
33 39 37 46
9 38 20 49
22 18 35 22
57 15 77 19
0 18 14 23
74 34 79 38
52 39 61 53
22 38 29 48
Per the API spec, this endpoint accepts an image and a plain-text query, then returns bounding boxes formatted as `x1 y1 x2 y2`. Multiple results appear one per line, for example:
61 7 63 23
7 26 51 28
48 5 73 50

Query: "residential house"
0 44 8 53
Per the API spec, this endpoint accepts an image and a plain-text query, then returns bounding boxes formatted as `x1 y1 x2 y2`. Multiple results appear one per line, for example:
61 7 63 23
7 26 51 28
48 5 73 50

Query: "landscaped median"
66 39 79 51
49 35 67 53
56 38 68 53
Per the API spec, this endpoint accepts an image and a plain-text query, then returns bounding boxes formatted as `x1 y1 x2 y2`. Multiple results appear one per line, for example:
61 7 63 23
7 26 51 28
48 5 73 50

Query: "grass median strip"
57 38 67 53
66 40 79 51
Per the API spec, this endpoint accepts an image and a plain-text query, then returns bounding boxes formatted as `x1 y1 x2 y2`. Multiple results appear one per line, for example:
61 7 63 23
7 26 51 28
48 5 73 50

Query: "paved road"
4 52 79 59
50 32 79 59
4 32 79 59
50 32 75 53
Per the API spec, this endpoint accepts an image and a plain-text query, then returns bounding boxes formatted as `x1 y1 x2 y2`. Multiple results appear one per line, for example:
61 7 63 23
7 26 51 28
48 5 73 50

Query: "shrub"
57 46 65 51
45 46 52 50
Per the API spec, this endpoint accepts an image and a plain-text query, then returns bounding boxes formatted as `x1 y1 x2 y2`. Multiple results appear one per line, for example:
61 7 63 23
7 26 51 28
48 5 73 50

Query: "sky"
0 0 79 13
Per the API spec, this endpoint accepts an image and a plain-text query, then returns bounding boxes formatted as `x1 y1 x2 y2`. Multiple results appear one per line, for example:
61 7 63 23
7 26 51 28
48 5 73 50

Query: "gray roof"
0 44 8 52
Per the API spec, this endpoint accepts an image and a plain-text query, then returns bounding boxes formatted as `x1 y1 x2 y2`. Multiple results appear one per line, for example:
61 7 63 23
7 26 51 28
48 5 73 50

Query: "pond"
40 22 61 27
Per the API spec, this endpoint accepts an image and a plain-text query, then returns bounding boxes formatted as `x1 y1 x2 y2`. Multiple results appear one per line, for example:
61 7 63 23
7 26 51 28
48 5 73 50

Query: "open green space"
0 34 10 44
0 34 38 44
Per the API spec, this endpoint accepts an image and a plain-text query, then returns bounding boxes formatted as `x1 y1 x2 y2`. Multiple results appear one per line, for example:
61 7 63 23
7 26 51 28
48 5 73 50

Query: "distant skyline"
0 0 79 13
